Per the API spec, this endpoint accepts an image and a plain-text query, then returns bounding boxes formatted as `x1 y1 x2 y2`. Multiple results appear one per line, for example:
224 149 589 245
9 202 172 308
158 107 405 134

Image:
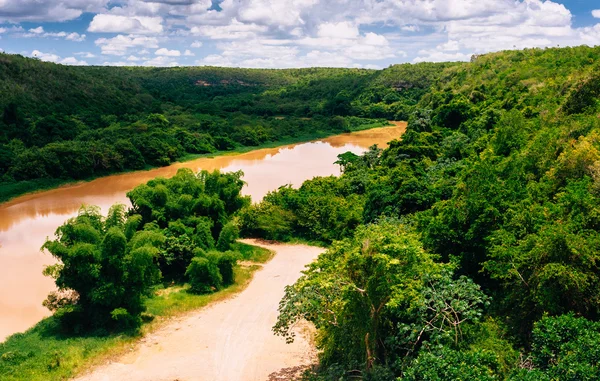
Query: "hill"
0 55 453 201
241 45 600 380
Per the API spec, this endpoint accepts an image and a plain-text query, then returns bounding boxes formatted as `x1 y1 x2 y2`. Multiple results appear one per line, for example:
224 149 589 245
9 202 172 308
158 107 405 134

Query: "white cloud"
155 48 181 56
88 14 164 34
413 50 472 63
60 56 88 65
31 49 59 62
65 32 86 42
401 25 419 32
143 55 179 67
0 0 108 22
317 22 359 39
31 50 88 65
5 0 600 69
237 0 316 27
19 28 86 42
95 34 159 55
102 61 136 66
191 19 268 40
75 52 96 58
127 55 140 61
184 49 195 56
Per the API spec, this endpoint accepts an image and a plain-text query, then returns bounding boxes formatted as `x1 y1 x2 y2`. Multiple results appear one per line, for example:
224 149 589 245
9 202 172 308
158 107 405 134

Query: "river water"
0 123 405 341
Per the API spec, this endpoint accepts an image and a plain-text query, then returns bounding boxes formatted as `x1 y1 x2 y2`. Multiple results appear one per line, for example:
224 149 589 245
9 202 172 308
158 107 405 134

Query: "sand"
74 240 323 381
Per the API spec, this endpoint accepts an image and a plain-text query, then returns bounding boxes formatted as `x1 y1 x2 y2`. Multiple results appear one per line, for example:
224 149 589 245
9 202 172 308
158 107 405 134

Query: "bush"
42 205 162 332
186 255 222 294
216 221 239 251
215 251 238 286
400 348 500 381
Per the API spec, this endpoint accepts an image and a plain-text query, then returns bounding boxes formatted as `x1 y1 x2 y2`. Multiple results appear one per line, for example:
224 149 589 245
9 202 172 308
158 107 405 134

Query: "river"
0 123 406 341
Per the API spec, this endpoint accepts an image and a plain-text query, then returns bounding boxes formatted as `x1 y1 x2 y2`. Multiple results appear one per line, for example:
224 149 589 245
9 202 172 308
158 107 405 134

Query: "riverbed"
0 123 406 341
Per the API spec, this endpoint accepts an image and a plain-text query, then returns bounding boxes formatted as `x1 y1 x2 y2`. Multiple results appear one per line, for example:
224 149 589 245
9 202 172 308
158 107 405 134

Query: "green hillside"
242 45 600 380
0 54 452 202
3 45 600 379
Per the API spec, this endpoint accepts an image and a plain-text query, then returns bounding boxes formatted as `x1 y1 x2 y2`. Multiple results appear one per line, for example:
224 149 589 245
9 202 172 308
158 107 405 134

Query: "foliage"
400 348 500 381
264 46 600 379
274 222 486 371
126 168 248 281
216 221 240 251
186 255 222 294
42 204 162 332
0 243 267 381
509 314 600 380
241 176 364 244
0 51 440 202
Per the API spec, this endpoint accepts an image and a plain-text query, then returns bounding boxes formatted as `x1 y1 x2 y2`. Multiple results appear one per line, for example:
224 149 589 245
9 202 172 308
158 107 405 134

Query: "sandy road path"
75 240 323 381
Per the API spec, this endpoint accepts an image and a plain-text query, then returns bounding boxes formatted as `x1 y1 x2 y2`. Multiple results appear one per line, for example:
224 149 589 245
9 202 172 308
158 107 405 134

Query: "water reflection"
0 123 405 341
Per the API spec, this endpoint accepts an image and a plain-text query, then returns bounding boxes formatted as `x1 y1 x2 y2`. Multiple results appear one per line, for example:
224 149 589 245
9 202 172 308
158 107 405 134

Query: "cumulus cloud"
75 52 96 58
155 47 181 56
317 22 359 39
191 19 268 39
29 26 44 34
19 27 86 42
31 49 87 65
95 34 159 55
143 55 179 66
0 0 108 22
88 14 164 34
184 49 194 56
6 0 600 68
65 32 86 42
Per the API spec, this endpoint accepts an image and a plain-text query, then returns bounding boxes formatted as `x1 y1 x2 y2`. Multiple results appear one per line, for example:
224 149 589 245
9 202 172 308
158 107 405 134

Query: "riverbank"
0 120 390 204
0 242 272 381
75 240 322 381
0 122 407 342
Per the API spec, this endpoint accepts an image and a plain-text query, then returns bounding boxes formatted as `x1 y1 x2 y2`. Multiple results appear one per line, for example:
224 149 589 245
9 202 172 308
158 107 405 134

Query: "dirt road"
74 240 323 381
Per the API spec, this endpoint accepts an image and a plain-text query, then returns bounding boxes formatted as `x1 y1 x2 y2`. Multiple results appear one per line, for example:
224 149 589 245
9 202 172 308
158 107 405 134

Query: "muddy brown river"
0 123 405 341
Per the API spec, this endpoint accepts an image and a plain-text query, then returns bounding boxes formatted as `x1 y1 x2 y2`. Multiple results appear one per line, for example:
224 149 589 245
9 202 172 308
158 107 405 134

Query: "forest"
0 53 452 202
241 45 600 380
2 44 600 380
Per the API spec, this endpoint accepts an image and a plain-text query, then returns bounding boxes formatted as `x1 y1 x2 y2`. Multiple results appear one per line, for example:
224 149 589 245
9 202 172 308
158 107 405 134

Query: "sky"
0 0 599 68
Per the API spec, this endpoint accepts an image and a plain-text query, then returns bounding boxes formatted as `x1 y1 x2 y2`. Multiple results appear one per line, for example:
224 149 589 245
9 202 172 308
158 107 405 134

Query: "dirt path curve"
74 240 323 381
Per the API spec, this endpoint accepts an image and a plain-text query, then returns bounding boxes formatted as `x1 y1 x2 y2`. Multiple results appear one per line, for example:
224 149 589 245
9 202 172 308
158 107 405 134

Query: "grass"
0 242 273 381
0 120 391 204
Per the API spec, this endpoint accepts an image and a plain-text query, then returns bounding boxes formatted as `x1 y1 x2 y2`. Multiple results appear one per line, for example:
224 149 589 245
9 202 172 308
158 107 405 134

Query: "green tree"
42 204 163 331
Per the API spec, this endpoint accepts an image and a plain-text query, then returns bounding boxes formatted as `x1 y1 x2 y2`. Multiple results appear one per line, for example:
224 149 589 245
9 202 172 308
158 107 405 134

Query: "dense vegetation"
239 45 600 379
0 53 454 202
2 45 600 380
42 169 251 333
0 240 270 381
0 168 270 380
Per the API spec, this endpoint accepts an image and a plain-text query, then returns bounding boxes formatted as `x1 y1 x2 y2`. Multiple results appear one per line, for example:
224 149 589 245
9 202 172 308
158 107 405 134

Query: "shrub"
186 255 222 294
215 251 238 286
216 221 239 251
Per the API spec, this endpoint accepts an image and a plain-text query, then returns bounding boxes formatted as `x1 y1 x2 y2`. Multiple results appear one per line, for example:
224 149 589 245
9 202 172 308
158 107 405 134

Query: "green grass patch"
234 241 273 262
0 243 272 381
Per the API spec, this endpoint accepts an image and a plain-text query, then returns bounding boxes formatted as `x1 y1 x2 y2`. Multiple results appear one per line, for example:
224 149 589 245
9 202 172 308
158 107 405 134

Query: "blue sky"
0 0 599 68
